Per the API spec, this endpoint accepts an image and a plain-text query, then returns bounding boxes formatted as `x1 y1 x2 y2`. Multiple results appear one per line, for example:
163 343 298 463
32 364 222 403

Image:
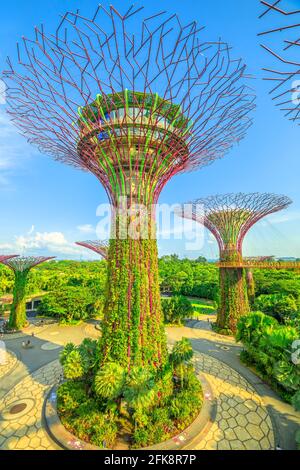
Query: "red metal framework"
1 256 55 272
3 5 255 207
175 193 292 260
0 255 17 263
76 240 109 260
258 0 300 123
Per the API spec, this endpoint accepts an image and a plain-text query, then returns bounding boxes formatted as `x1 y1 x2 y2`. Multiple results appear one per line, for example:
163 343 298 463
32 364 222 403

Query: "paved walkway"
0 318 299 450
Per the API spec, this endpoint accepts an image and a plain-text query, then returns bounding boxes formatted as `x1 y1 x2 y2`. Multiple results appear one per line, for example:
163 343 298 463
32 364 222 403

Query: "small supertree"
0 256 55 330
76 240 109 260
3 5 255 368
258 0 300 123
176 193 292 333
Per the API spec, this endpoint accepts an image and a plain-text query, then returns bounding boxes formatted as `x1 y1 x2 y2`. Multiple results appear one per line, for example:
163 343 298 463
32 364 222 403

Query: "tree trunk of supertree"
217 248 250 333
101 211 167 371
245 268 255 307
8 270 28 330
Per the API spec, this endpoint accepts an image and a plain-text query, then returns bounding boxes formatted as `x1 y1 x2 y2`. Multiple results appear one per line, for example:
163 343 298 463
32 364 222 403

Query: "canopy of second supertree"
176 192 292 258
76 240 109 260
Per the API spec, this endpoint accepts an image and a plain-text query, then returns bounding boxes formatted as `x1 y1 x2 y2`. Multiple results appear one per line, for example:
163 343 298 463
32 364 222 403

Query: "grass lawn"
187 297 217 317
161 295 217 318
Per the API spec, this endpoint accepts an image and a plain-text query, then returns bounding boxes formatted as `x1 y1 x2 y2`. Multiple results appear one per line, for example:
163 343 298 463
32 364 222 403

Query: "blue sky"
0 0 299 260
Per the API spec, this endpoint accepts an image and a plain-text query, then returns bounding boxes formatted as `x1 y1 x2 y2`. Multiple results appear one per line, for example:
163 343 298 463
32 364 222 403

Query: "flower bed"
55 337 204 449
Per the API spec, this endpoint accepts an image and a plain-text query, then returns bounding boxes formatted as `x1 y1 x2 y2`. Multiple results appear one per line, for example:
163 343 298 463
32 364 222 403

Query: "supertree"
3 5 255 368
258 0 300 123
0 256 55 330
76 240 109 260
175 193 292 333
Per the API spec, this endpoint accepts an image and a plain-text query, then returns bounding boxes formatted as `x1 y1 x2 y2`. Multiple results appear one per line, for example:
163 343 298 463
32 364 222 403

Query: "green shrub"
90 415 118 448
63 350 85 380
60 339 100 382
37 286 95 323
57 381 88 414
169 389 201 423
161 296 193 325
237 312 300 402
170 338 193 365
67 408 118 448
94 362 126 401
254 294 298 323
132 428 150 448
154 366 174 405
236 311 278 347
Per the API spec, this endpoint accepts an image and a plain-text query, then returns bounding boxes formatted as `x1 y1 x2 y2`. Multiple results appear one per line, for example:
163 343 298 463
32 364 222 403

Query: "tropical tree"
94 362 126 410
123 367 155 414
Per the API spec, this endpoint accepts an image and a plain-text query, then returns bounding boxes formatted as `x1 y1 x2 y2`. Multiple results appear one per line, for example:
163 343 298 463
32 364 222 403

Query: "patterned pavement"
0 320 297 450
0 360 62 450
193 353 274 450
0 350 18 379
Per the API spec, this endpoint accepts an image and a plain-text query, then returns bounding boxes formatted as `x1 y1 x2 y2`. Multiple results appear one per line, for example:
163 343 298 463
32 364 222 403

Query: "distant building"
0 293 46 318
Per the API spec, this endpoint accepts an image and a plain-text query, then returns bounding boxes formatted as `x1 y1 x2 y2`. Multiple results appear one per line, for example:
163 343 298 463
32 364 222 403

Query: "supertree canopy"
258 0 300 123
176 193 292 332
0 256 55 330
76 240 109 260
3 5 254 368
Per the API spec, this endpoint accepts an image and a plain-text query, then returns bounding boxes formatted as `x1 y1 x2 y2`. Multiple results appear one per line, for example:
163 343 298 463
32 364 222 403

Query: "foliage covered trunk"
246 268 255 306
9 270 28 330
217 247 250 333
101 211 167 370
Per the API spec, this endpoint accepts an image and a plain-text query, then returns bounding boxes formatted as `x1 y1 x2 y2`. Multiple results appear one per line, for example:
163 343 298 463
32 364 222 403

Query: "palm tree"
123 367 155 416
170 338 194 389
94 362 126 411
170 338 193 366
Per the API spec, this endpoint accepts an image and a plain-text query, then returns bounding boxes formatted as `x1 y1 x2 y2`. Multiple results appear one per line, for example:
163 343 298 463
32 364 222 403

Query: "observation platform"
216 260 300 270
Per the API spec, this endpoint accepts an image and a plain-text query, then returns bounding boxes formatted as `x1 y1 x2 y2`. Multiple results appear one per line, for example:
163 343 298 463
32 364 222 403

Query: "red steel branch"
0 255 17 263
258 0 300 123
1 256 55 273
3 5 255 207
76 240 109 260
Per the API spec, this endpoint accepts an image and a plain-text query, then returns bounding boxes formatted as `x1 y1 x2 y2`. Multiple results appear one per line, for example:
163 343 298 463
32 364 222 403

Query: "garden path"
0 319 299 450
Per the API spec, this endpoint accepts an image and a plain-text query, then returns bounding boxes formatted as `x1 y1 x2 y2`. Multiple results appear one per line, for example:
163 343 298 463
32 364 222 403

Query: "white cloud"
13 231 81 256
0 228 97 259
77 224 96 234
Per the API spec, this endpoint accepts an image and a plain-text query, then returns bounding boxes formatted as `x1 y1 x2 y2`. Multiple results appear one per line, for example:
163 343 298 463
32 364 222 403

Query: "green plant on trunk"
100 213 167 371
246 268 255 306
9 270 29 330
217 263 250 334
